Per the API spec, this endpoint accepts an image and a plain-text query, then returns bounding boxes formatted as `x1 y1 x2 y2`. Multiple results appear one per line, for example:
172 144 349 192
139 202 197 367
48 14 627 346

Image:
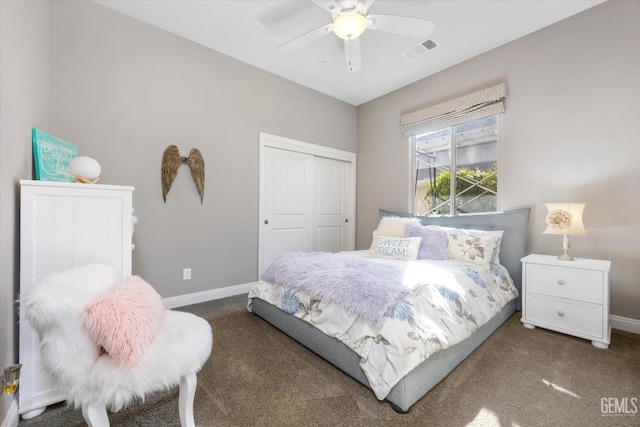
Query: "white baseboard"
610 314 640 335
1 397 19 427
162 282 257 309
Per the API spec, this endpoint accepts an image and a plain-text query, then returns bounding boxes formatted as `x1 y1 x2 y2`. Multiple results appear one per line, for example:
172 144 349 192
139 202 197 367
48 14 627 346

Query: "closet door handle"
264 220 269 225
557 279 565 285
557 311 565 317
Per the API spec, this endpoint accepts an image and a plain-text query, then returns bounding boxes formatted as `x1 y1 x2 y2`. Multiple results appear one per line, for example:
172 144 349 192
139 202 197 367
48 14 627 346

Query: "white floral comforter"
247 251 517 400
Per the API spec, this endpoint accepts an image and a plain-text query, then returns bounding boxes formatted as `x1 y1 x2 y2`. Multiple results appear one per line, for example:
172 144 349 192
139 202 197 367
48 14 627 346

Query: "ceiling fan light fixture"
333 12 367 40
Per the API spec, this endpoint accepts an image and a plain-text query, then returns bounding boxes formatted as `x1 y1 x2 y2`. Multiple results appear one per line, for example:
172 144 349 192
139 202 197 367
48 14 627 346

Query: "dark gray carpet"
19 294 640 426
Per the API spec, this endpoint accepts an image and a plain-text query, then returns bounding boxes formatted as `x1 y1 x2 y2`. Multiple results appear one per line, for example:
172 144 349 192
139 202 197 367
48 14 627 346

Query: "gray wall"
0 0 54 421
1 1 638 422
0 0 355 422
356 0 640 320
52 0 356 297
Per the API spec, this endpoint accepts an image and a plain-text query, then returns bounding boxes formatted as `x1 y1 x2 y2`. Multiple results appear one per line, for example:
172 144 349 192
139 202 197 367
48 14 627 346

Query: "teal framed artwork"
32 128 78 181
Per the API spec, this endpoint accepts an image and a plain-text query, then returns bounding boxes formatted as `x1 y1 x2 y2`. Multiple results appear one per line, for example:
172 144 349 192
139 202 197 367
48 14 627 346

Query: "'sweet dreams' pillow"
369 216 421 251
373 236 422 260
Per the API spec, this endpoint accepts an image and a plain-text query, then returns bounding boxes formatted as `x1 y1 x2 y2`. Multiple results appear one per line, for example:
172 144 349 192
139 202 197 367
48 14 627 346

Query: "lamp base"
72 175 100 184
557 234 575 261
557 252 574 261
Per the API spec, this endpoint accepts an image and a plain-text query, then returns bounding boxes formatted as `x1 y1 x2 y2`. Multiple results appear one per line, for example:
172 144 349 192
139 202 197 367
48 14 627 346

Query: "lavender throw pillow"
405 225 448 260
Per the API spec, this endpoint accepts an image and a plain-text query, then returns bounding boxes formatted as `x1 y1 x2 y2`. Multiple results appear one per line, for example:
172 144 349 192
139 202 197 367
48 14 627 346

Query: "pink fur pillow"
82 276 165 368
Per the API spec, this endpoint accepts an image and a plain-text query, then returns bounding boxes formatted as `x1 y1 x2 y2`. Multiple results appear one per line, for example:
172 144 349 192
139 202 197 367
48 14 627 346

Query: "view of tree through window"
414 115 499 215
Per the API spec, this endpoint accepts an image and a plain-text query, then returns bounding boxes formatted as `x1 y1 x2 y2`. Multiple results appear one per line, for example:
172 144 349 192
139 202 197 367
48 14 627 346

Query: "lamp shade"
333 12 367 40
543 203 586 236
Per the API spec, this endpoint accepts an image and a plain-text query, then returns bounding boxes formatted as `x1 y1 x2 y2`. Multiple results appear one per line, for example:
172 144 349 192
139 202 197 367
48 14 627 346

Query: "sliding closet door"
261 146 315 274
315 156 351 253
259 133 356 276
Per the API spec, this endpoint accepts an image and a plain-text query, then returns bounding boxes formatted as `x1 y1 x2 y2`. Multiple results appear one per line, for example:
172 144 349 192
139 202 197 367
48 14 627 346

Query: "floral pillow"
405 224 448 260
432 226 504 265
372 235 422 260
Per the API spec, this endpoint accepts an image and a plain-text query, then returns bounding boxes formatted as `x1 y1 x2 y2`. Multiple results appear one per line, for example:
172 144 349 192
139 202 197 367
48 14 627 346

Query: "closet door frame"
258 132 356 277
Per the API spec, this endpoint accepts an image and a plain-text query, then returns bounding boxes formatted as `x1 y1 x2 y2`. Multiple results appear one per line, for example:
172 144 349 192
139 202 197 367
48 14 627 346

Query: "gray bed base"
251 208 530 413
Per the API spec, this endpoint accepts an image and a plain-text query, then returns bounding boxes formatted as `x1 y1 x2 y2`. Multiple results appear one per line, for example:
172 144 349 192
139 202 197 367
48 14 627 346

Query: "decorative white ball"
69 156 101 179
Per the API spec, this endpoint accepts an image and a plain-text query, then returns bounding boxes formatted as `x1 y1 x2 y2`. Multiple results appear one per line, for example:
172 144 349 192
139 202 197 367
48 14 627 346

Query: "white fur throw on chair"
21 264 213 427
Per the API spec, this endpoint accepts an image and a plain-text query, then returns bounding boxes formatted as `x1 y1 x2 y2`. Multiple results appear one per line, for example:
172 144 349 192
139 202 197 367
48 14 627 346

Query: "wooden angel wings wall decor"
161 145 205 204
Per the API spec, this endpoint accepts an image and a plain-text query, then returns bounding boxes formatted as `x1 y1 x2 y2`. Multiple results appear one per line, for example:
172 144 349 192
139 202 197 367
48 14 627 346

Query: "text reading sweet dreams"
375 237 416 258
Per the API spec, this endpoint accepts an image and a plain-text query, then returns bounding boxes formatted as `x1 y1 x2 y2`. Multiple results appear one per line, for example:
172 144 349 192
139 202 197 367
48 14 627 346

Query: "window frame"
410 113 504 215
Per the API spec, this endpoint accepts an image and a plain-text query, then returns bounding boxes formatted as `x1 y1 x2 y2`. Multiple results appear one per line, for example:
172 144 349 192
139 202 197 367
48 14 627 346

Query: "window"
413 115 501 215
400 83 506 215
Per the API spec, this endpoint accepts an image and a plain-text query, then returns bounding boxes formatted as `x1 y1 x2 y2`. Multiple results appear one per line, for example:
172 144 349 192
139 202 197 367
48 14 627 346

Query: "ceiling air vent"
402 39 438 62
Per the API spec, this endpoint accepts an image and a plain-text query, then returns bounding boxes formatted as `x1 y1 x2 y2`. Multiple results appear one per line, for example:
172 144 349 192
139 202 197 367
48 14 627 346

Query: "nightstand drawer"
527 264 603 303
526 295 603 338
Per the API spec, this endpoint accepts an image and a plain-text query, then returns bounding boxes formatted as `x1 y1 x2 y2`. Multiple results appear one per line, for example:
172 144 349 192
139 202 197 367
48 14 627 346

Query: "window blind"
400 83 507 137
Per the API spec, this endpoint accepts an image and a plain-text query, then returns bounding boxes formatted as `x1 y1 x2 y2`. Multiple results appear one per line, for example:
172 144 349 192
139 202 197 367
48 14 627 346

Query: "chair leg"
179 371 197 427
82 402 110 427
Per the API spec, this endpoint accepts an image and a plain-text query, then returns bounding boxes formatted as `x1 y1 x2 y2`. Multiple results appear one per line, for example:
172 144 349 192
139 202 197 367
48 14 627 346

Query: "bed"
248 208 530 413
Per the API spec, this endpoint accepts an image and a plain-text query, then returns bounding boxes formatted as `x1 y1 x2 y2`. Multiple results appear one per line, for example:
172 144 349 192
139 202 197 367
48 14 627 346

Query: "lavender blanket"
261 252 410 324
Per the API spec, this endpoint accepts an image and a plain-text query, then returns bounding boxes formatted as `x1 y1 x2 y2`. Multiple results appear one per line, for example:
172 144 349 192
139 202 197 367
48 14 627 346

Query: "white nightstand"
520 254 611 349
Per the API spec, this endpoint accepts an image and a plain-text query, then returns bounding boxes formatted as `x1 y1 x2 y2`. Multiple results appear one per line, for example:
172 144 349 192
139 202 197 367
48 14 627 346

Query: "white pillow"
372 235 422 260
369 216 421 250
430 226 504 265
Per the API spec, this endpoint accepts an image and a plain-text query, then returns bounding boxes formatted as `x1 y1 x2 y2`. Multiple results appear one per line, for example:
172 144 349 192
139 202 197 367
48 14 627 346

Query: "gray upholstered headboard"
380 208 531 310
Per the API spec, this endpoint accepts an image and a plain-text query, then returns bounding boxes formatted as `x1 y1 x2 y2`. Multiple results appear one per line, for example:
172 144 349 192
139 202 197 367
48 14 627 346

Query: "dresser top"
522 254 611 271
20 179 134 192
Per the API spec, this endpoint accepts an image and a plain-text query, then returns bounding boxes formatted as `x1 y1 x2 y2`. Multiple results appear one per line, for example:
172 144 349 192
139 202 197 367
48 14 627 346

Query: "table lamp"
543 203 586 261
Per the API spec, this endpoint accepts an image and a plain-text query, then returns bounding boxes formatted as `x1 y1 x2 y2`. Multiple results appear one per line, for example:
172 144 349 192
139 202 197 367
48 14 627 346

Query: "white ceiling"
93 0 605 106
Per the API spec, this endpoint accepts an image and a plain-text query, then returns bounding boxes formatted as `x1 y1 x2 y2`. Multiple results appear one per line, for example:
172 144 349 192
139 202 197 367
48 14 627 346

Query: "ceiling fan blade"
277 23 333 53
367 14 435 38
311 0 341 13
344 38 361 73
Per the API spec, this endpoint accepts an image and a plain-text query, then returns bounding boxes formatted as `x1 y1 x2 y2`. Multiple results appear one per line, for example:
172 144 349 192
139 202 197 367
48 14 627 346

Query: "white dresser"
520 254 611 349
18 180 134 419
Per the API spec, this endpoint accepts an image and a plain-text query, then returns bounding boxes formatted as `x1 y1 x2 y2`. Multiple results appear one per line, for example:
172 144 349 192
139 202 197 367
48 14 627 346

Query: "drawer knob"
557 279 565 285
557 311 565 317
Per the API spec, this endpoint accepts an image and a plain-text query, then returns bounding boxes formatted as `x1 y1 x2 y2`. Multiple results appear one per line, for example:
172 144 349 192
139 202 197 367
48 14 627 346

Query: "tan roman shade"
400 83 507 137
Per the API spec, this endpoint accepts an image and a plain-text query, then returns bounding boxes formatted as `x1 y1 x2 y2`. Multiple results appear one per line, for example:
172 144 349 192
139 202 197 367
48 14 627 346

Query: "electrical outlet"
183 268 191 280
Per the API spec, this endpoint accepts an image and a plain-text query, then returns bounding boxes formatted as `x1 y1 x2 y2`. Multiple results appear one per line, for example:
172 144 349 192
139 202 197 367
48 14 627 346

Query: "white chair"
21 264 213 427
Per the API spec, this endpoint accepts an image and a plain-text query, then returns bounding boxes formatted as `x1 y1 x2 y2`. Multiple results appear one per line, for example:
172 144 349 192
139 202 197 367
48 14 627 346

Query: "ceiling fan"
277 0 435 73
